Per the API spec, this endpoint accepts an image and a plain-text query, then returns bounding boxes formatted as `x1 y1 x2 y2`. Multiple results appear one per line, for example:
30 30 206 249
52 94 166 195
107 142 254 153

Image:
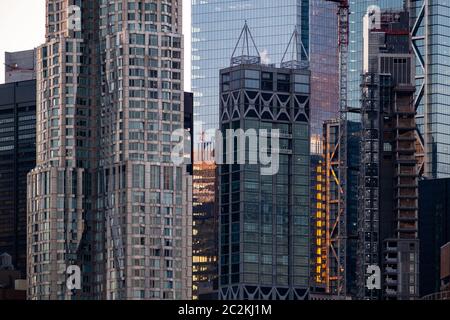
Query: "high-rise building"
0 79 36 277
309 0 339 151
192 0 311 300
441 243 450 292
418 178 450 297
27 0 191 300
4 50 37 84
347 0 405 120
192 0 341 298
218 30 311 299
407 0 450 178
357 10 419 300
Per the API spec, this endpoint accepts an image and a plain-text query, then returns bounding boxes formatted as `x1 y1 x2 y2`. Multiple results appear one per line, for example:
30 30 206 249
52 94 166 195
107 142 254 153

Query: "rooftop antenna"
281 26 309 69
231 21 261 66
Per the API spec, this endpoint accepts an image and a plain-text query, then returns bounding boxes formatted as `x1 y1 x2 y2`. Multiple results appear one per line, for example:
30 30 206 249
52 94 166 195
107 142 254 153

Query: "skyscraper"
407 0 450 178
309 0 339 151
27 0 191 300
192 0 309 136
218 29 311 299
358 10 419 300
0 79 36 277
192 0 342 298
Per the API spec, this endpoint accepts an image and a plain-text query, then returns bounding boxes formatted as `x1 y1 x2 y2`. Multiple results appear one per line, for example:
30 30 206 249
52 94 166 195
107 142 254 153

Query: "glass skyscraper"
192 0 309 137
409 0 450 178
309 0 339 151
192 0 310 299
192 0 342 297
0 79 36 277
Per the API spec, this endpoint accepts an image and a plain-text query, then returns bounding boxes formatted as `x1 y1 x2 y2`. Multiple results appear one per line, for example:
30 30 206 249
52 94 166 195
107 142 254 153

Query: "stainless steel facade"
27 0 191 300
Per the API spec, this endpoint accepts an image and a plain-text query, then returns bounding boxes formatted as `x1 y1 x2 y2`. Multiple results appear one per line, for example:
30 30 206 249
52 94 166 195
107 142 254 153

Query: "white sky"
0 0 192 90
0 0 45 83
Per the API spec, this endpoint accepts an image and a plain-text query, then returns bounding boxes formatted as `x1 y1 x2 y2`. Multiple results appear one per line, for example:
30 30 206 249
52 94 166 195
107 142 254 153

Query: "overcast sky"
0 0 192 90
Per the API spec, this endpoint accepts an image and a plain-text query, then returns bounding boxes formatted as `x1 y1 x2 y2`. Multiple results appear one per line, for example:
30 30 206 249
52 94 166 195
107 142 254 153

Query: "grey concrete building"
27 0 191 300
4 50 36 84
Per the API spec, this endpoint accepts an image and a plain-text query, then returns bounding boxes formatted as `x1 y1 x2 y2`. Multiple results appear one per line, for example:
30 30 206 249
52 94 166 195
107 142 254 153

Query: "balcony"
385 256 398 264
385 288 398 297
385 267 397 275
385 277 398 286
384 246 397 253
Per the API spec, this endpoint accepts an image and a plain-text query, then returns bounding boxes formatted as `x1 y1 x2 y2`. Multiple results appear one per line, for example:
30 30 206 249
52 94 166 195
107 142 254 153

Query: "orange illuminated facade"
192 158 218 300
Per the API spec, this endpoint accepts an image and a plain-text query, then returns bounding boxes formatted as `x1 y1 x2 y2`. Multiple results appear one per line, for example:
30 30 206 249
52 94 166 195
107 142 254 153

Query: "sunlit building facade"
309 0 339 152
192 160 218 300
27 0 191 300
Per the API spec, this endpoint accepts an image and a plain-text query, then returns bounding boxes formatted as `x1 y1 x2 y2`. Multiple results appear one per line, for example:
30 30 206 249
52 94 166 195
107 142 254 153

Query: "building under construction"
357 10 419 300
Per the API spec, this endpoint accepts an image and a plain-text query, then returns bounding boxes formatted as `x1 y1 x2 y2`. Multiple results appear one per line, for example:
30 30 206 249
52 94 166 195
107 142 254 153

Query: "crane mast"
323 0 350 297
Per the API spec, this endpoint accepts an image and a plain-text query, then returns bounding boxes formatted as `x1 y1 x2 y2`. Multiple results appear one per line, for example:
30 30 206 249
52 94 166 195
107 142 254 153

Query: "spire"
230 21 261 66
281 26 309 69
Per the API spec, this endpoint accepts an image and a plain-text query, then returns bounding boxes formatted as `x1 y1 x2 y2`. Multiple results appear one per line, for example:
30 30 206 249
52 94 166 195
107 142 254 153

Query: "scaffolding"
322 0 350 297
321 120 344 295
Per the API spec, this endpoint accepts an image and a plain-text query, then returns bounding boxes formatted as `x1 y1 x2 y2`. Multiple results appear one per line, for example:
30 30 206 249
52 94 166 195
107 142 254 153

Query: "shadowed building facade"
0 80 36 277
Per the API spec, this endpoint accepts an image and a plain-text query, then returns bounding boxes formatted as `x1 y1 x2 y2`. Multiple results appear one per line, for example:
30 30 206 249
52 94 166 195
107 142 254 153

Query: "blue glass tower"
408 0 450 178
192 0 310 138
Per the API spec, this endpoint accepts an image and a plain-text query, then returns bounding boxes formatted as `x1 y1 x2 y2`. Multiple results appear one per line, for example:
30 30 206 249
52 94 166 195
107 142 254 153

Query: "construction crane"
324 0 350 297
